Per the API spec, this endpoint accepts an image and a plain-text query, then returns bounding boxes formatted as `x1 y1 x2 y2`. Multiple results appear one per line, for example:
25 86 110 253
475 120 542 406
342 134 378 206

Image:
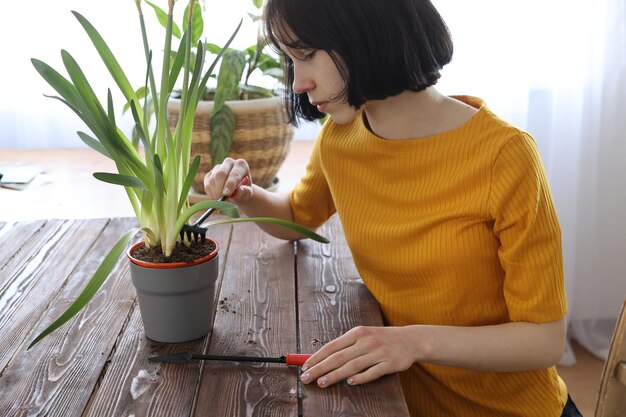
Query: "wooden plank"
0 219 107 371
84 223 233 417
595 297 626 417
0 218 137 417
296 215 410 416
194 222 300 417
0 219 58 283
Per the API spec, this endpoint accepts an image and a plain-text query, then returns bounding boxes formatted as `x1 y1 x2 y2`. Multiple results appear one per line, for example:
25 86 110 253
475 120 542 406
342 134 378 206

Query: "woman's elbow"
540 318 567 367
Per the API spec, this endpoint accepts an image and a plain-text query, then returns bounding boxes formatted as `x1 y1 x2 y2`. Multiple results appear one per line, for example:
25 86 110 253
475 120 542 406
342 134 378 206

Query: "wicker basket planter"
167 96 294 193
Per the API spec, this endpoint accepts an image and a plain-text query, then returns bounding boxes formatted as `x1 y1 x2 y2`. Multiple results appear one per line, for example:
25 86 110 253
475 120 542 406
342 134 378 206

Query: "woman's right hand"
203 157 253 202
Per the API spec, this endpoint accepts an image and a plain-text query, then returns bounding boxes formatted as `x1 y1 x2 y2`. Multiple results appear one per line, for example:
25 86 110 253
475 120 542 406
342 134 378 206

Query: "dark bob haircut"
264 0 453 124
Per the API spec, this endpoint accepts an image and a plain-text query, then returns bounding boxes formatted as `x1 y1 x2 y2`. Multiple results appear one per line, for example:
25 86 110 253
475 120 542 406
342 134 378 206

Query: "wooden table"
0 215 410 416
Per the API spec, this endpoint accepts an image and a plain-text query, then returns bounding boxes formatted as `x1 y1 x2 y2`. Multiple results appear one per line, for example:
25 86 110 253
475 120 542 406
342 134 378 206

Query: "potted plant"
28 0 328 348
159 0 292 193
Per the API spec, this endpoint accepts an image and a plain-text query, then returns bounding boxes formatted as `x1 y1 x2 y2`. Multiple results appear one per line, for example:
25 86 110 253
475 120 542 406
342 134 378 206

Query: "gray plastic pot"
127 240 219 343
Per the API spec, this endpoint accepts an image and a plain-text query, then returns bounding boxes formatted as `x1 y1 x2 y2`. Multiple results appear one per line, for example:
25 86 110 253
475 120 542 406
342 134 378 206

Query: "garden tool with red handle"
180 175 251 242
148 352 312 366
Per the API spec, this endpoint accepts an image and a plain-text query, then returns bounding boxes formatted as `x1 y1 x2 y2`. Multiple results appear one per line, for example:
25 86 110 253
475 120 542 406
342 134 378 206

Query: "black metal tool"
148 352 311 366
180 175 250 242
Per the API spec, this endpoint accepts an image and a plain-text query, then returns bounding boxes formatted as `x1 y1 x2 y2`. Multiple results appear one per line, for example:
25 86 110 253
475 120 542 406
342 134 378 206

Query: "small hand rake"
148 351 312 366
180 175 251 243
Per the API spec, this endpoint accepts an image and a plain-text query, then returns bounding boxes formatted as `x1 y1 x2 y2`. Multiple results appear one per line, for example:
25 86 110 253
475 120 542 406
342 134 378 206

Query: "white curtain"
2 1 625 363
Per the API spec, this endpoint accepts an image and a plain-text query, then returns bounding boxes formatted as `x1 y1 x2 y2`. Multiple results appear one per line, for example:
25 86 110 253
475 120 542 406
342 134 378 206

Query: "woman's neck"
362 87 477 140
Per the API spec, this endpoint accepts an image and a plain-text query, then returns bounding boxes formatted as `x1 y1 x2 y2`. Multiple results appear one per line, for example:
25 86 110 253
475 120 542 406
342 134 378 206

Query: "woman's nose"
292 66 315 94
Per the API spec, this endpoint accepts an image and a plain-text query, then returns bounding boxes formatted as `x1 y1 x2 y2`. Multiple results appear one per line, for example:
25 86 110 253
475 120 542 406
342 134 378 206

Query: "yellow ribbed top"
290 96 568 416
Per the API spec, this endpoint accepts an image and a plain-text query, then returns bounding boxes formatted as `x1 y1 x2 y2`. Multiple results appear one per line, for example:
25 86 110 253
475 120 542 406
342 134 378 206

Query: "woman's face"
280 45 360 125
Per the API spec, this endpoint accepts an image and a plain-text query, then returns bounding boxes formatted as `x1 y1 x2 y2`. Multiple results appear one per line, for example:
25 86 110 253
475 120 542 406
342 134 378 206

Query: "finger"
204 159 236 198
312 352 379 388
229 182 252 202
346 362 392 386
302 330 361 371
223 159 251 197
301 344 370 385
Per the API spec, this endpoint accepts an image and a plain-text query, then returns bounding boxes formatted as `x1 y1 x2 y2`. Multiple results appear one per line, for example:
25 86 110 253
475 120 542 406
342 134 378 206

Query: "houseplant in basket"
161 0 292 193
28 0 328 348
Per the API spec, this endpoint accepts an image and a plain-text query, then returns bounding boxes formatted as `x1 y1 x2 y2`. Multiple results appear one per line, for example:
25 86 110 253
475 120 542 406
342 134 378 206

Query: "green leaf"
93 172 146 190
214 50 246 108
204 217 330 244
205 43 222 54
241 84 274 98
168 32 188 92
31 58 79 106
28 228 140 349
178 155 201 213
107 89 116 125
77 131 110 158
123 86 148 114
61 50 101 113
261 67 284 79
183 1 204 45
197 20 243 102
209 105 235 164
144 0 181 38
252 0 263 9
174 200 241 235
72 11 139 106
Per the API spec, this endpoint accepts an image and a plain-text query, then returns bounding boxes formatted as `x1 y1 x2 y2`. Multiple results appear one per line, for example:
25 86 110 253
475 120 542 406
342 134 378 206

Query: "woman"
204 0 581 415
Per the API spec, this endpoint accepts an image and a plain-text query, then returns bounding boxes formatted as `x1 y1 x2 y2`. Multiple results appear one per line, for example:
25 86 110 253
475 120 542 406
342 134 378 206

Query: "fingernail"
301 364 309 372
318 376 328 387
301 372 310 383
223 187 230 196
347 377 355 385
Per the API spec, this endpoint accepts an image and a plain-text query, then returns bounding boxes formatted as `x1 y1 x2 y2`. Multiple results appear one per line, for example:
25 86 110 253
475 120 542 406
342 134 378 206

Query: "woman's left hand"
300 326 417 387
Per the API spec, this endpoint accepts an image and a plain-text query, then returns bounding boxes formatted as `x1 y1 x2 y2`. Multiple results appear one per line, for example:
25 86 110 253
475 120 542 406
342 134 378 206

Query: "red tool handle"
285 353 312 366
229 175 251 198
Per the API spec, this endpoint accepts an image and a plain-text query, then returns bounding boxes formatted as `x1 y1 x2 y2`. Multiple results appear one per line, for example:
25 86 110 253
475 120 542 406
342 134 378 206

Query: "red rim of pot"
127 239 219 269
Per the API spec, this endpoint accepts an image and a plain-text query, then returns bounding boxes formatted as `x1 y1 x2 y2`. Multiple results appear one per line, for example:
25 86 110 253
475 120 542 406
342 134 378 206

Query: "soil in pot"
131 240 216 264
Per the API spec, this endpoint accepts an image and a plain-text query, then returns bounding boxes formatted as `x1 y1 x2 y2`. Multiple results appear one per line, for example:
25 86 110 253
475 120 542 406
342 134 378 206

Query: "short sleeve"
489 133 568 322
289 133 336 228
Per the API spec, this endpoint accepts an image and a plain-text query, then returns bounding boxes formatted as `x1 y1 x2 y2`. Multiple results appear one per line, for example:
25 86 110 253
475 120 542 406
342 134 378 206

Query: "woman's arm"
204 157 311 241
300 318 566 387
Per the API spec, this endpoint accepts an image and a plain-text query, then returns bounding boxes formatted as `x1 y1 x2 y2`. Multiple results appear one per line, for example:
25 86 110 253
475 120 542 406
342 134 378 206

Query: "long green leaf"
77 131 110 158
28 228 140 349
168 31 188 92
196 19 243 104
209 105 235 164
107 89 116 125
183 1 204 44
174 200 241 234
31 58 79 106
213 50 246 108
93 172 146 190
178 155 201 213
204 217 330 243
72 11 139 107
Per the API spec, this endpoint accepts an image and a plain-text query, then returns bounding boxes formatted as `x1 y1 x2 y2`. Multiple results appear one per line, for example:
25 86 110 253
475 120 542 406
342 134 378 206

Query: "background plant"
145 0 284 167
28 0 327 349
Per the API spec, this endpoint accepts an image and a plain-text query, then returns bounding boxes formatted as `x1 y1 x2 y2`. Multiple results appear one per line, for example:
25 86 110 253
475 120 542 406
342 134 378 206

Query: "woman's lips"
313 102 328 113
